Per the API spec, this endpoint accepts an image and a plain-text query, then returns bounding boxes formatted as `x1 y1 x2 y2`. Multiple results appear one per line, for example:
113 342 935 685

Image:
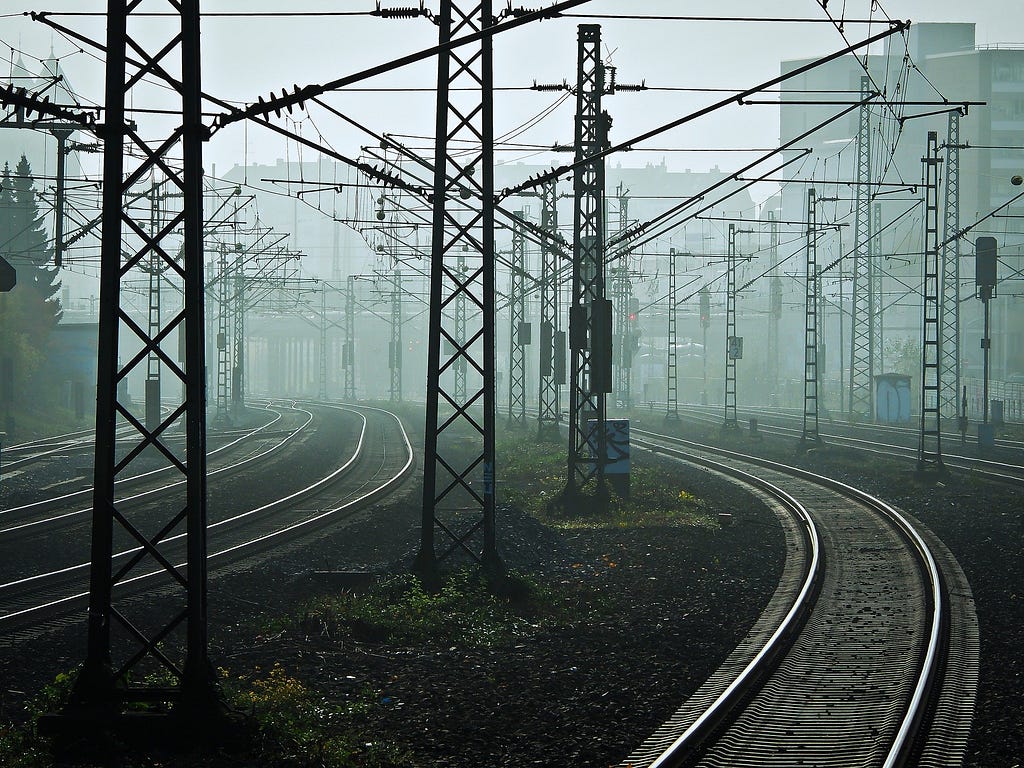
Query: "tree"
7 155 62 333
0 156 62 425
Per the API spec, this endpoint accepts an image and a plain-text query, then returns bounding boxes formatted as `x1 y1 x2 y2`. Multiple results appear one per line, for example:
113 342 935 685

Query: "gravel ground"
1 408 1020 767
653 414 1023 768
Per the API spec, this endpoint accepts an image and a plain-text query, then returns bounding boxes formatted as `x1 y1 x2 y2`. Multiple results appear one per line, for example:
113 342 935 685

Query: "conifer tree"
9 154 62 333
0 156 62 416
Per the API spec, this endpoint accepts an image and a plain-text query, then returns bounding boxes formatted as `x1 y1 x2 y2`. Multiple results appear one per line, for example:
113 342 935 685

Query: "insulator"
376 7 424 18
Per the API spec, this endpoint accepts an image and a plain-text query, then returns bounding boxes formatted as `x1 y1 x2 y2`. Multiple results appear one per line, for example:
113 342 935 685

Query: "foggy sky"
3 0 1024 205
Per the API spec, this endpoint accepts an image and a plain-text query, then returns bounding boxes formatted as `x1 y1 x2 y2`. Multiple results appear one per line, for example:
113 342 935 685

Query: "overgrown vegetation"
498 434 717 530
225 664 405 768
0 666 406 768
294 568 598 648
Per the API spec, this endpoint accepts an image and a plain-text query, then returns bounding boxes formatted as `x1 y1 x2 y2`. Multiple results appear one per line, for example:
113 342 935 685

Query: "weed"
296 567 598 648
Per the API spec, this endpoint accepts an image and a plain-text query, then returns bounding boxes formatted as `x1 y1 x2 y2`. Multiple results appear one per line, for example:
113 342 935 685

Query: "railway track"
0 402 414 638
0 402 309 549
622 427 978 767
658 403 1024 485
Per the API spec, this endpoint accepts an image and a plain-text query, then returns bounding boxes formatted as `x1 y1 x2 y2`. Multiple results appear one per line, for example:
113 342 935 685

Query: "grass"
294 567 600 648
0 432 719 766
224 664 406 768
498 433 718 531
0 666 407 768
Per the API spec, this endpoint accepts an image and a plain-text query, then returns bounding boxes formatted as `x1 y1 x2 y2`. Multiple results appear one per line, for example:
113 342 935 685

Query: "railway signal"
0 255 15 292
976 235 998 448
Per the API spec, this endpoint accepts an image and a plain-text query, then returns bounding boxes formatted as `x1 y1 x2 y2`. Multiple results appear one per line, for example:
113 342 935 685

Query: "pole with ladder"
802 189 822 447
918 131 945 472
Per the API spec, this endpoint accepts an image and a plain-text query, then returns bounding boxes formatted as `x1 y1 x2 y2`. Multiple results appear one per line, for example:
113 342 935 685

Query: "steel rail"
631 426 946 767
0 403 302 536
630 435 822 766
0 403 413 630
659 403 1024 485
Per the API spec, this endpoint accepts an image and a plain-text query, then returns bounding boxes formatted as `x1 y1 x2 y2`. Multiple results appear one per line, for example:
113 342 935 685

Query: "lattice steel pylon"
873 200 885 378
767 211 782 400
939 110 962 421
802 189 822 446
919 131 945 472
215 241 231 423
537 179 563 440
613 183 633 409
508 210 527 424
144 181 163 433
666 247 680 422
65 0 217 718
849 76 874 421
723 224 739 430
454 251 468 402
390 269 402 403
566 24 611 498
343 275 356 399
319 281 329 400
416 0 503 578
232 246 245 414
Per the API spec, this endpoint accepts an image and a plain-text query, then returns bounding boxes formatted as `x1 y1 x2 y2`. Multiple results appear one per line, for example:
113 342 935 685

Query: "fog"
2 0 1023 424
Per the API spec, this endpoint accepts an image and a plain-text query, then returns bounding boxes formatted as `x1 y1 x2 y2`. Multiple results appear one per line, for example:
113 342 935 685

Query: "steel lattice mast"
666 247 680 422
566 24 611 497
390 269 403 402
537 179 563 440
216 241 231 422
343 275 356 399
919 131 945 472
417 0 502 577
508 210 527 424
144 182 163 434
68 0 216 716
802 189 822 446
940 110 962 421
319 281 329 400
232 246 245 413
849 76 874 420
723 224 739 430
767 211 781 401
612 183 633 409
873 200 885 376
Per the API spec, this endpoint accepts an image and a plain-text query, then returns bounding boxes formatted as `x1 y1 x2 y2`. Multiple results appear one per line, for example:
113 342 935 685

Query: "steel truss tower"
215 242 231 422
873 200 885 378
723 224 739 430
232 247 245 413
849 76 874 420
802 189 822 446
144 182 164 433
940 111 962 421
508 211 527 424
417 0 502 577
567 24 612 496
67 0 216 717
537 179 563 440
919 132 945 471
613 183 633 409
343 275 356 399
390 269 403 403
666 248 680 422
767 211 782 401
319 281 329 401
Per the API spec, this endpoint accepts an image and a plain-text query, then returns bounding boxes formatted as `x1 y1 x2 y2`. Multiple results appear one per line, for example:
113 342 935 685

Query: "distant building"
779 22 1024 391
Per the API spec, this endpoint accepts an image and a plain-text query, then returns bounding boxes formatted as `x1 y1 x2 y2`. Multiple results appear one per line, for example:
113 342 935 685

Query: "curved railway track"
0 402 414 637
0 402 310 545
660 403 1024 485
621 427 978 767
